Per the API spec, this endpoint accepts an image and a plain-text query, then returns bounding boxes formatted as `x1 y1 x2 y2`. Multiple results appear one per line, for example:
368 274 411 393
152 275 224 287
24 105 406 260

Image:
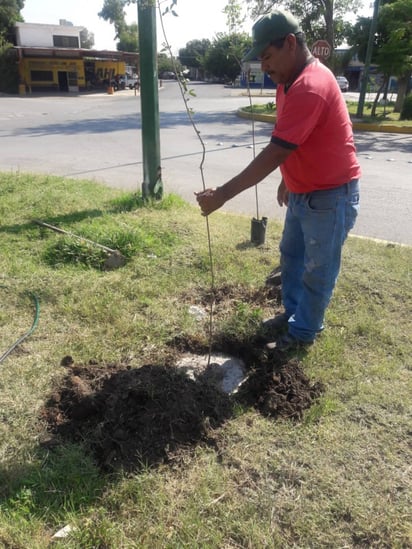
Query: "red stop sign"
311 40 332 60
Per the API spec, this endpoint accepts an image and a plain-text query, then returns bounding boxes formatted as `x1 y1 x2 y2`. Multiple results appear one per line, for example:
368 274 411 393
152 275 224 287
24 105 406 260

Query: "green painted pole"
138 0 163 199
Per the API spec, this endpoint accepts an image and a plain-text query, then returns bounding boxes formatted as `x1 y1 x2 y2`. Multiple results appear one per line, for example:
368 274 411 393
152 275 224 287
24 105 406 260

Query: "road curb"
350 233 411 248
237 109 412 134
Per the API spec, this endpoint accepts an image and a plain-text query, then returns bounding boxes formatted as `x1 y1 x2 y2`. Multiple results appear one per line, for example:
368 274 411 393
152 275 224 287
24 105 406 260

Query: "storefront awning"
14 46 139 64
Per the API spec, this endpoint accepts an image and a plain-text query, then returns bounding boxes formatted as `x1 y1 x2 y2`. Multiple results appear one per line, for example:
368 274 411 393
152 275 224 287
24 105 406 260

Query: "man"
195 10 360 352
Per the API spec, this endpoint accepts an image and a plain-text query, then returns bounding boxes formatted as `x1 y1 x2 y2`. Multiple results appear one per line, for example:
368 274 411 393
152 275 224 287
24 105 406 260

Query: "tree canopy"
0 0 24 43
80 28 95 49
0 0 24 92
99 0 133 39
204 32 252 83
117 22 139 52
377 0 412 79
178 39 211 69
245 0 362 49
158 52 181 74
223 0 246 34
348 0 412 110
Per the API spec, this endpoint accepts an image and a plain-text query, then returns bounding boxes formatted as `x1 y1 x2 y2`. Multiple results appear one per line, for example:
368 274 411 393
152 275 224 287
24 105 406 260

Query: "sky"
21 0 371 53
21 0 240 53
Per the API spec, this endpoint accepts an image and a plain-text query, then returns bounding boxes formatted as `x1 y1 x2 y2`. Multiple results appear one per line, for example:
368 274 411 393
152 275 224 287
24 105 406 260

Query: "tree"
223 0 246 34
0 39 19 93
202 1 252 83
347 16 376 63
348 0 412 113
0 0 24 93
178 38 210 77
80 28 95 49
117 22 139 52
377 0 412 111
204 32 252 83
0 0 24 43
158 52 181 74
245 0 362 50
99 0 130 39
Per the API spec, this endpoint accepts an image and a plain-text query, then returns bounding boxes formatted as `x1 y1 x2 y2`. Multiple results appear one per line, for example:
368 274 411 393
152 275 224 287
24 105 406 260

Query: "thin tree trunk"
326 1 334 47
394 71 412 113
371 76 387 117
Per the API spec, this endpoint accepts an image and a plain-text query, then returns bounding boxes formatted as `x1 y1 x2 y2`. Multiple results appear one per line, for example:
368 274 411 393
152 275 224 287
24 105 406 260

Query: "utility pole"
137 0 163 199
356 0 381 118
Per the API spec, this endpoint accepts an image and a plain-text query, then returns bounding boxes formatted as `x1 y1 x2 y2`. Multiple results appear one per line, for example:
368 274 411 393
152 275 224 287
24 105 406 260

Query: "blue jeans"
280 180 360 342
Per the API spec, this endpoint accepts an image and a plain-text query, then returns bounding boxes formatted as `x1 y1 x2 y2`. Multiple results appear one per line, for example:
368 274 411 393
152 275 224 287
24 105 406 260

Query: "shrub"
0 42 19 94
400 93 412 120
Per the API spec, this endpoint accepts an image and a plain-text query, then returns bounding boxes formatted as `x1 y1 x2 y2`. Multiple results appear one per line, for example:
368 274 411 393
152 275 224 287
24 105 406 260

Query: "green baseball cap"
243 10 302 61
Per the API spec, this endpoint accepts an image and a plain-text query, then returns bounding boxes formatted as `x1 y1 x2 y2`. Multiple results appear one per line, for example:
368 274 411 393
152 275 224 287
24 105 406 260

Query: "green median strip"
0 172 411 548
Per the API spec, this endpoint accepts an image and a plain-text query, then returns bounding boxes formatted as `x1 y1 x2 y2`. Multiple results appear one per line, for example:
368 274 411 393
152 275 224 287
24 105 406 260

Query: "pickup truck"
125 74 140 90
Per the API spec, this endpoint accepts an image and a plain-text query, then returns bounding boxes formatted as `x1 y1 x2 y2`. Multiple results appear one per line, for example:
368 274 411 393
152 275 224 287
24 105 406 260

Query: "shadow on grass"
0 193 182 237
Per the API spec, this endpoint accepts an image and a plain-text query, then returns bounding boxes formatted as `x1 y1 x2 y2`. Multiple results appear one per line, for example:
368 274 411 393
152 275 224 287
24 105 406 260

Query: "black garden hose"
0 291 40 365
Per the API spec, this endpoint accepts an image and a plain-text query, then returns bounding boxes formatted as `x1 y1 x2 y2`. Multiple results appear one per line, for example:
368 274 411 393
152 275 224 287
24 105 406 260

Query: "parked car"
159 71 176 80
336 76 349 92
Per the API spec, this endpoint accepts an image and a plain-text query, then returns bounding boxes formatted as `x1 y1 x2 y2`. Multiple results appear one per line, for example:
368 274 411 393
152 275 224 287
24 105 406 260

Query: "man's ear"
285 33 297 52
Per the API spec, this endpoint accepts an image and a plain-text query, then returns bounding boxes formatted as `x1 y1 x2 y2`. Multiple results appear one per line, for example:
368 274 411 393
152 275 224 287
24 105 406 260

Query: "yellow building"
16 47 139 93
14 23 138 93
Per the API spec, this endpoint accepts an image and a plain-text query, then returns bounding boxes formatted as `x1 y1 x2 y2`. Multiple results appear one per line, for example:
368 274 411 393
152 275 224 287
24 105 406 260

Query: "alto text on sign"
311 40 332 61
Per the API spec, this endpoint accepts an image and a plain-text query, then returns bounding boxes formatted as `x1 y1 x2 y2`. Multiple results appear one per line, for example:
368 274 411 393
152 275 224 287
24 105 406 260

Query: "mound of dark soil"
42 361 233 471
42 355 323 472
237 358 324 419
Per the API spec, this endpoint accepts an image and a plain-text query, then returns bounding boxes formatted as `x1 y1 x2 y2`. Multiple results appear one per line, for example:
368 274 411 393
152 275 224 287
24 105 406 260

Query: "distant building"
14 22 138 94
238 61 276 90
16 21 83 49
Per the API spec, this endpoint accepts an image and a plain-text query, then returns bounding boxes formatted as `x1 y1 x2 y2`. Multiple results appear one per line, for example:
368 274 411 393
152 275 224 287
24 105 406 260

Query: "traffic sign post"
311 40 332 62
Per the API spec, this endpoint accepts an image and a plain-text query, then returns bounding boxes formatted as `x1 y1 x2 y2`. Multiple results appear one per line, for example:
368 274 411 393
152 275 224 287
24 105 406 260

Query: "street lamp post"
138 0 163 199
356 0 381 118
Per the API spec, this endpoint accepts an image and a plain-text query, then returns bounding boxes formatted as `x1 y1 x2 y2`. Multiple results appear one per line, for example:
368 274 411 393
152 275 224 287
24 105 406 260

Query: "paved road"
1 82 411 245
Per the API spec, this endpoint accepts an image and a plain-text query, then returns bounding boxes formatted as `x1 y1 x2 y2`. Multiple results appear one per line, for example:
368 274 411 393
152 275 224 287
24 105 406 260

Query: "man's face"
259 34 297 84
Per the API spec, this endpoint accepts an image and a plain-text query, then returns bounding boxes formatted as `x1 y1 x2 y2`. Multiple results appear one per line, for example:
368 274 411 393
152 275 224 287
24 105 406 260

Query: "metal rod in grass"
247 76 260 220
232 50 260 220
158 0 216 364
221 2 261 219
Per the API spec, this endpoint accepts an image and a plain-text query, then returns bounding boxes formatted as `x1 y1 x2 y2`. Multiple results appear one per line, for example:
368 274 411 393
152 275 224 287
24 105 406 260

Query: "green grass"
243 99 412 127
346 100 409 126
0 172 411 548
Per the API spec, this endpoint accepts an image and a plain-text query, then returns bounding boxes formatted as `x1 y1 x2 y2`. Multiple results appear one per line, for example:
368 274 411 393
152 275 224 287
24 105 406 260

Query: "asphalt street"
1 82 411 245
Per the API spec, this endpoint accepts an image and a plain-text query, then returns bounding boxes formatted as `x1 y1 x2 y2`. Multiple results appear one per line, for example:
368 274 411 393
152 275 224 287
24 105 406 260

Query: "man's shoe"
262 312 289 332
265 333 313 352
265 266 281 287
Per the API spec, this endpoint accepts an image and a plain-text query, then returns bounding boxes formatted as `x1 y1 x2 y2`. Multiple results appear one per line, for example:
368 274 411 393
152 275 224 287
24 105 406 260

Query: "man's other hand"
277 179 289 207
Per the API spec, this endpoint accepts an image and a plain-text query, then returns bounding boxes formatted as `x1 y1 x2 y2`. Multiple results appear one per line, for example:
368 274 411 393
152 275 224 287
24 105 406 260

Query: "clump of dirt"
236 359 324 420
42 354 323 472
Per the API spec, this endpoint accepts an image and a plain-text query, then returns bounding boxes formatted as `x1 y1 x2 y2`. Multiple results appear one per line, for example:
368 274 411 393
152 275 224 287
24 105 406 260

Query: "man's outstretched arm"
195 142 291 216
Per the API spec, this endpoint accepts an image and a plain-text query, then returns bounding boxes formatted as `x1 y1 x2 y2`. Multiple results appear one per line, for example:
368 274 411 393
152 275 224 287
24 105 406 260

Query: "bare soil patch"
41 284 323 472
42 357 322 472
